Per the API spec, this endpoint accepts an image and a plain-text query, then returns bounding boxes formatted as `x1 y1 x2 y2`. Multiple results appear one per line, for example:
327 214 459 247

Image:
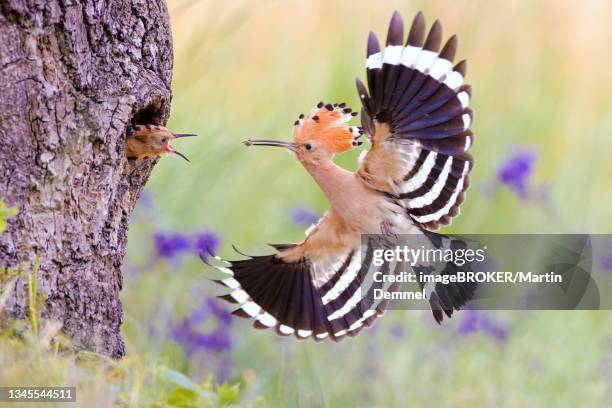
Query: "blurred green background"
11 0 612 406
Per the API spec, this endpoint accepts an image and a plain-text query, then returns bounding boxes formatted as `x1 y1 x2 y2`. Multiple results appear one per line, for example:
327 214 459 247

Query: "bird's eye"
305 143 312 151
160 138 167 144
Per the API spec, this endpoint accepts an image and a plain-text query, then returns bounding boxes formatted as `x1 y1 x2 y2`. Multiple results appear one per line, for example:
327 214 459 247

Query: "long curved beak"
167 133 196 162
164 143 190 162
243 139 296 152
173 150 190 162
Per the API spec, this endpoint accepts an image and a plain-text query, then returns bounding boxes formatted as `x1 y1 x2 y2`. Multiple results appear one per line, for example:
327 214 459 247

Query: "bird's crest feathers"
293 102 362 153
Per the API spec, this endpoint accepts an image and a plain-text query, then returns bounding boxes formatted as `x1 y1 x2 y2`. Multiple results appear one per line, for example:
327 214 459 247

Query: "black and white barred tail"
416 230 478 323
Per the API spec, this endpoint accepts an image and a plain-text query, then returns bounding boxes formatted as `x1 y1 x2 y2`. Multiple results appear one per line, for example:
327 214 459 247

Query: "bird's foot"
380 220 399 240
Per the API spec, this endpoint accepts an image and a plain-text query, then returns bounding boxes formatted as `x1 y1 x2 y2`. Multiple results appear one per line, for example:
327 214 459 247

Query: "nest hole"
130 101 165 127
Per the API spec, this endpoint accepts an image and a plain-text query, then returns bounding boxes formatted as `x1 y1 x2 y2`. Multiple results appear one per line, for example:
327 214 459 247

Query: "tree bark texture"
0 0 173 358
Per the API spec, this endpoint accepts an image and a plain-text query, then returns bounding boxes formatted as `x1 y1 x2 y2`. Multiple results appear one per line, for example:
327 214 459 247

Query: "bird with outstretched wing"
205 11 476 341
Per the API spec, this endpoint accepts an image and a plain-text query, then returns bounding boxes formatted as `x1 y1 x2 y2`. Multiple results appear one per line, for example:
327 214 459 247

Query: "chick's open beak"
243 139 297 152
172 149 190 162
163 143 190 162
166 132 196 162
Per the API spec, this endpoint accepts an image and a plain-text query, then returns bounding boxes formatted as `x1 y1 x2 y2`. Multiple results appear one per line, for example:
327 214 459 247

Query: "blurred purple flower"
172 299 233 355
207 297 233 326
173 324 232 353
153 230 220 260
196 231 220 262
600 246 612 273
496 148 538 199
481 319 508 341
291 208 320 227
458 310 479 334
154 233 192 259
458 310 508 341
389 323 407 340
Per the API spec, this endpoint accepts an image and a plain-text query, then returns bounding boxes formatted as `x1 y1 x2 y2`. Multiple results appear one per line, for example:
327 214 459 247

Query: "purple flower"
173 322 232 353
389 323 407 340
291 208 320 227
481 319 509 341
496 148 538 199
458 310 479 335
196 231 220 261
154 233 192 259
153 230 221 260
458 310 508 341
172 299 233 355
600 246 612 273
207 298 233 326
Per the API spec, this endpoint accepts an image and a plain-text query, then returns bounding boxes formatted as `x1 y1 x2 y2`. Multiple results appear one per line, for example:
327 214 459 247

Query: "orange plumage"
293 103 360 154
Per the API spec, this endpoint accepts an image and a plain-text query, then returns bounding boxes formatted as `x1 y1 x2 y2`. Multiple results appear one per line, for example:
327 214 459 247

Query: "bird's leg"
368 220 400 258
380 219 398 240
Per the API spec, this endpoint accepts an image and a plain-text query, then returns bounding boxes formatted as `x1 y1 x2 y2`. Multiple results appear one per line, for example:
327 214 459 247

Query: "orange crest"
293 102 362 153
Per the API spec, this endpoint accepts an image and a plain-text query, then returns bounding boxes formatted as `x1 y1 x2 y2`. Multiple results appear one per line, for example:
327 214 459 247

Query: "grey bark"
0 0 173 358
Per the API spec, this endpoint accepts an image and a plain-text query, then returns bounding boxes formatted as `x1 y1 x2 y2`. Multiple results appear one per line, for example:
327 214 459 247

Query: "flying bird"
208 11 476 341
126 125 196 162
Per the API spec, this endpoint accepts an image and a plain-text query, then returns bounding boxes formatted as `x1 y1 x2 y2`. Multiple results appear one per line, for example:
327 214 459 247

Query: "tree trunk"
0 0 173 358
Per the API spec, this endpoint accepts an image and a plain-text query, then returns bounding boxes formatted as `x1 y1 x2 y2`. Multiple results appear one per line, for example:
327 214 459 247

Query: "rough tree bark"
0 0 173 358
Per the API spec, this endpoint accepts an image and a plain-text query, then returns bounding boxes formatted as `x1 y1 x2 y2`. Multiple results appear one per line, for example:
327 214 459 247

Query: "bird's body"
209 11 477 341
303 163 400 234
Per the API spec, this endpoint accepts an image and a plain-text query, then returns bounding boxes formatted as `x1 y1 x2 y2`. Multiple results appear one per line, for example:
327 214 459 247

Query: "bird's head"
243 102 362 168
126 125 196 161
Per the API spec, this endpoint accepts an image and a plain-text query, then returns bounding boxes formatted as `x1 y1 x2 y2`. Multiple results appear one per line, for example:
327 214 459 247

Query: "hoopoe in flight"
126 125 196 162
207 11 476 341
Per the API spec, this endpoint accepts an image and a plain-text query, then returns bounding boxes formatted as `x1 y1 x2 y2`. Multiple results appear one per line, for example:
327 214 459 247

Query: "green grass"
0 243 240 407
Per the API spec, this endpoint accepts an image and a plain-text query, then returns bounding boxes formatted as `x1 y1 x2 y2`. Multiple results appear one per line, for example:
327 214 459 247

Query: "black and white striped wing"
357 11 474 230
206 223 397 341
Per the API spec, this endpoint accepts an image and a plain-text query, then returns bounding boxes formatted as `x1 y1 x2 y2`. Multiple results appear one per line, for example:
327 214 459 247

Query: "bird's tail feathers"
416 228 478 323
